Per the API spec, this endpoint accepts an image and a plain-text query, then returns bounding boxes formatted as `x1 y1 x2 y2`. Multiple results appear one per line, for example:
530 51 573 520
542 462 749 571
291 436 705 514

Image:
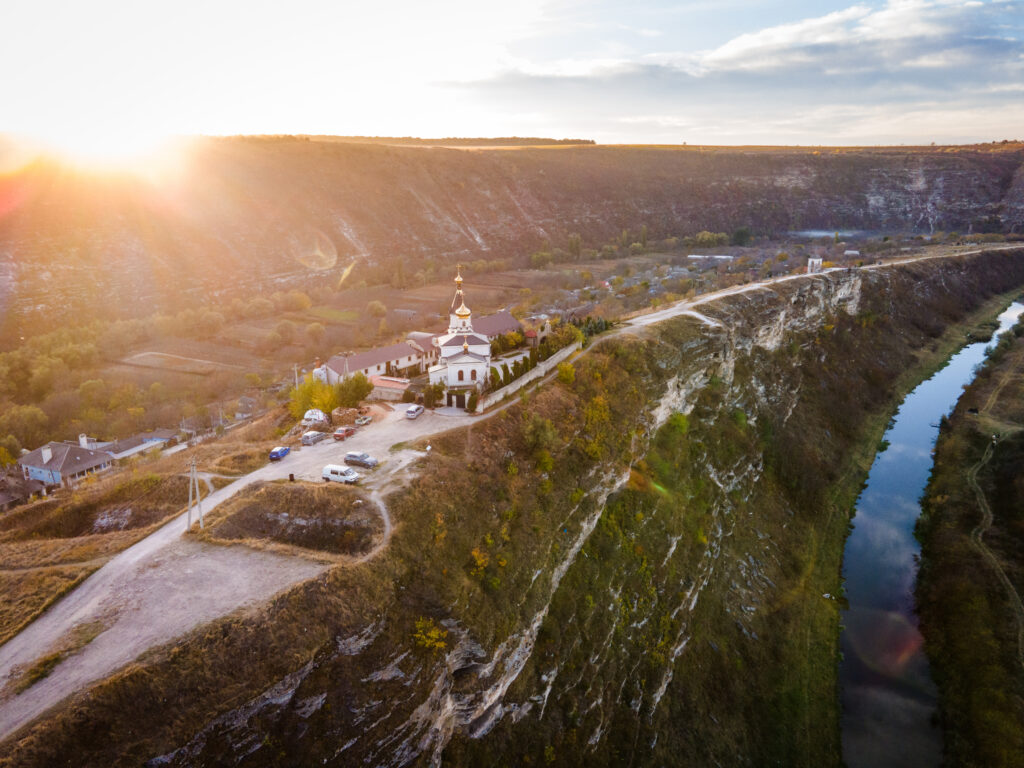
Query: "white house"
320 340 428 385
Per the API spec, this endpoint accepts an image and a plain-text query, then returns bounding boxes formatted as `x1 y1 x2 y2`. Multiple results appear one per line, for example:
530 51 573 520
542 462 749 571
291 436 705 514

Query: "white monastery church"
316 268 522 407
427 269 491 406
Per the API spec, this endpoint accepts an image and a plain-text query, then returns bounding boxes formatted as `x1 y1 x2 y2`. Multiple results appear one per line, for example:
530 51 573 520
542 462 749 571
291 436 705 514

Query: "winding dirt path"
966 353 1024 672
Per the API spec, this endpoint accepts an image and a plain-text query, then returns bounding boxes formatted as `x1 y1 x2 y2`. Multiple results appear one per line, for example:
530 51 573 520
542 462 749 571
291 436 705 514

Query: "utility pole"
294 363 299 389
186 458 204 531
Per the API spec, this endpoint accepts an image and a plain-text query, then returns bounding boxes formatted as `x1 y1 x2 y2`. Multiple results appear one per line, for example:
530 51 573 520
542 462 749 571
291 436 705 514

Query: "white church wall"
477 340 582 411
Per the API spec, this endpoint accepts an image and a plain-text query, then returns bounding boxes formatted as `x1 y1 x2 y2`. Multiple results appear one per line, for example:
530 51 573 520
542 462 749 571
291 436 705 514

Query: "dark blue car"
269 445 290 461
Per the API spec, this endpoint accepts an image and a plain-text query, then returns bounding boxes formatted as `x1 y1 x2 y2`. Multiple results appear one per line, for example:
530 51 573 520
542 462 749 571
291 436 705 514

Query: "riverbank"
802 287 1024 766
916 307 1024 767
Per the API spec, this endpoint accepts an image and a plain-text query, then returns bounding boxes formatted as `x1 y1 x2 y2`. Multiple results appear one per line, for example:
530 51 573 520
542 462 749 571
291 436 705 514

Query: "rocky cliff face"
1 140 1022 341
7 249 1024 768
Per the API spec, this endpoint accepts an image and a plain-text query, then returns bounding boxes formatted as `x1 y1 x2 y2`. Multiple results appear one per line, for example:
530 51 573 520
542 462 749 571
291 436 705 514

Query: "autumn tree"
289 375 340 419
306 322 326 345
275 320 296 344
337 372 373 408
567 233 582 260
0 405 48 449
731 226 753 246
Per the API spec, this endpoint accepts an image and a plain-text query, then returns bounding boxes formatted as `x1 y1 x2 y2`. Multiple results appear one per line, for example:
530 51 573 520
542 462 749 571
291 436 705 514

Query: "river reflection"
839 301 1024 768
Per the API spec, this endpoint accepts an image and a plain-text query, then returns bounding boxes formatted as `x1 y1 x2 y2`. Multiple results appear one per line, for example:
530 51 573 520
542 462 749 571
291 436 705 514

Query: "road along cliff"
3 248 1024 768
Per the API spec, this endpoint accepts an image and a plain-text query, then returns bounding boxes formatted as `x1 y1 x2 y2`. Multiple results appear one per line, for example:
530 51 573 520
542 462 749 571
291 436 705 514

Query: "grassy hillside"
2 251 1024 767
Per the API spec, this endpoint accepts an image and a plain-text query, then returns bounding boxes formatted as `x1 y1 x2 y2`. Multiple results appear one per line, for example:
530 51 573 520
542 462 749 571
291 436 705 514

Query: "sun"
23 125 188 181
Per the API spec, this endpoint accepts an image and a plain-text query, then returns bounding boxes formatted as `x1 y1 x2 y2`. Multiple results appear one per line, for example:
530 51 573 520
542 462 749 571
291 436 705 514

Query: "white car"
322 464 360 484
405 404 425 419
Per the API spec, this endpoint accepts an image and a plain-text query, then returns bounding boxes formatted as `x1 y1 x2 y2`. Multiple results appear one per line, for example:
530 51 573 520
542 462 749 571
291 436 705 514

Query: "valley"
2 139 1023 344
2 248 1022 766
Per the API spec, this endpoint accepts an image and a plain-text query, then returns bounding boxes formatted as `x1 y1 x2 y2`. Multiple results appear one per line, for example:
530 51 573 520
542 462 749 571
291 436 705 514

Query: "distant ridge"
235 135 597 147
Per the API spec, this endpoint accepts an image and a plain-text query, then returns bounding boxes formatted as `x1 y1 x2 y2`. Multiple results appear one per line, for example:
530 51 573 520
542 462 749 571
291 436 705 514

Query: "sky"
1 0 1022 155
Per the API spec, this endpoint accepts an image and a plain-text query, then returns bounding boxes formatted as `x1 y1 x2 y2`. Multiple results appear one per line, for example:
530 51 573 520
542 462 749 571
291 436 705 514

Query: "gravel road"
0 407 467 742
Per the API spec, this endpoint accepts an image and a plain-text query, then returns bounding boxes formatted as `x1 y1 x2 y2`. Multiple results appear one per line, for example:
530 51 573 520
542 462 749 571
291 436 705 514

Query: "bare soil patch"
196 481 381 559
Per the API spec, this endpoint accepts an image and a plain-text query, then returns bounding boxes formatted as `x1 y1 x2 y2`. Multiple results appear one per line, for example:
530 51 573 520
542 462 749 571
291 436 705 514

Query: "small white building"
368 375 411 401
807 257 824 274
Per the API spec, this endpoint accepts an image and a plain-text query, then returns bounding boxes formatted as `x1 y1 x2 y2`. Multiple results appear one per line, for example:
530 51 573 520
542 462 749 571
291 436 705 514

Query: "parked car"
344 451 378 468
355 415 372 426
405 404 425 419
333 426 357 441
322 464 360 484
269 446 290 461
301 430 327 446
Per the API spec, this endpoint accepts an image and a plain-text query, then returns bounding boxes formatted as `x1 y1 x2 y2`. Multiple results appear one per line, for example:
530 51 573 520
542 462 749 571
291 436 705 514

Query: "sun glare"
23 126 188 181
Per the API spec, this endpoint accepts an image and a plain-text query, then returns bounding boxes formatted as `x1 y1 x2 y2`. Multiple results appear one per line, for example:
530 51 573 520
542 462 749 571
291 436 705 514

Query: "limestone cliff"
4 250 1024 768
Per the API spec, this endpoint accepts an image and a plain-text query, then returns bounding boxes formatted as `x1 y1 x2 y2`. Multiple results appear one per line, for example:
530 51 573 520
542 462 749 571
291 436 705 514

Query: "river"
839 300 1024 767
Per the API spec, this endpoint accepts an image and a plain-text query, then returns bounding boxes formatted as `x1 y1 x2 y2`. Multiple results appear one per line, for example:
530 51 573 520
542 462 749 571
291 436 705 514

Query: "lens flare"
296 229 338 270
336 260 356 290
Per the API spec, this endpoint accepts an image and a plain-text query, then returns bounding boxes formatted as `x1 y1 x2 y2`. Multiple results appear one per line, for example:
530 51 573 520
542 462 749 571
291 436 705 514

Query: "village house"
17 441 112 488
0 474 44 511
100 429 178 460
319 340 429 385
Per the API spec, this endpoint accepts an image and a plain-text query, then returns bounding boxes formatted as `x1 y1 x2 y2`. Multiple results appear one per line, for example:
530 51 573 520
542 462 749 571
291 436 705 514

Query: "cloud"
457 0 1024 143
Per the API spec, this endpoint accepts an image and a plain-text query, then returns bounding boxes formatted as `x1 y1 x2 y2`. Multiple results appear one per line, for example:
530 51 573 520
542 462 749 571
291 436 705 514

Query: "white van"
301 430 327 446
322 464 360 484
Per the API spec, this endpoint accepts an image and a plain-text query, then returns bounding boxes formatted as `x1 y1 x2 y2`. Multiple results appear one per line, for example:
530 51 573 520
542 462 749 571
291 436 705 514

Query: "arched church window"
471 369 477 380
458 370 464 381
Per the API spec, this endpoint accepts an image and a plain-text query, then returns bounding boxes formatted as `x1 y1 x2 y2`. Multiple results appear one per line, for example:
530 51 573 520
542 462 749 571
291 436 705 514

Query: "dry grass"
0 530 150 570
220 409 290 444
141 441 276 479
10 620 108 694
0 567 98 646
0 473 193 541
2 254 1023 767
205 447 274 477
